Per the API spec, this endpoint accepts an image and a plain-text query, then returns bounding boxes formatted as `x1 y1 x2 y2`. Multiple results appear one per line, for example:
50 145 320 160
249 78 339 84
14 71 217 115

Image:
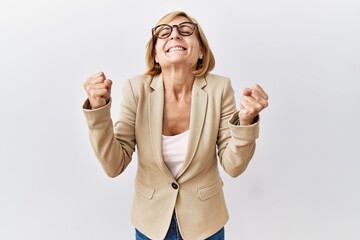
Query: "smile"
167 46 186 52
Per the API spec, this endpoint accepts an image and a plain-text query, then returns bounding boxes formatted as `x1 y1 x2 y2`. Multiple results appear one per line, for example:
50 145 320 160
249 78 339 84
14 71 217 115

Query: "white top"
162 130 189 177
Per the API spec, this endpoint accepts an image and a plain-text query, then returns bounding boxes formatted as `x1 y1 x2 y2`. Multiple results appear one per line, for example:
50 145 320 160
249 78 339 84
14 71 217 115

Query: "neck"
162 68 194 101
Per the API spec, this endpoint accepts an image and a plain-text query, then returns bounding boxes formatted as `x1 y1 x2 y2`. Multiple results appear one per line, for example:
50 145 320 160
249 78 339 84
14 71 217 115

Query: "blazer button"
171 182 178 190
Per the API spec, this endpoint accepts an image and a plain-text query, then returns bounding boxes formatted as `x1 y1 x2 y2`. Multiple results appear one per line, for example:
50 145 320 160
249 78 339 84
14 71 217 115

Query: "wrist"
240 120 252 126
238 115 259 126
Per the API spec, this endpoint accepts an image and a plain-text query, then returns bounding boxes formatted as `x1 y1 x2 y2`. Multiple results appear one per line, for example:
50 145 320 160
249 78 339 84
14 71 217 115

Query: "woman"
83 11 268 240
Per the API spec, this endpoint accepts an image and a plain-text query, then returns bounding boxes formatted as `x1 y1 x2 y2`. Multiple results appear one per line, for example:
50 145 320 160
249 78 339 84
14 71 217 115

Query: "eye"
157 26 171 38
178 23 196 36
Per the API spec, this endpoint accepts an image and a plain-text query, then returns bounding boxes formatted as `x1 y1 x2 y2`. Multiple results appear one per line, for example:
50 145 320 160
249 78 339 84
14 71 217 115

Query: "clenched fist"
239 84 269 125
83 72 113 109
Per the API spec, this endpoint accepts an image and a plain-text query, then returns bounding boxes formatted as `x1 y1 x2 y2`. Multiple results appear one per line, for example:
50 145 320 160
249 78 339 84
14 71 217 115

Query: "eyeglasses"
152 22 198 39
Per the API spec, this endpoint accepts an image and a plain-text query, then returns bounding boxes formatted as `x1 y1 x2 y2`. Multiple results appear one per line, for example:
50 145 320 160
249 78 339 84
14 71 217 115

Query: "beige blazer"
83 73 259 239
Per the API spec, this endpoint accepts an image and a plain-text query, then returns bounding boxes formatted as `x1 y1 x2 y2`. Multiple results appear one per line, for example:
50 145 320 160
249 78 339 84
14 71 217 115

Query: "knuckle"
86 76 93 82
260 100 267 107
99 72 105 79
89 91 97 98
86 85 92 93
256 103 263 110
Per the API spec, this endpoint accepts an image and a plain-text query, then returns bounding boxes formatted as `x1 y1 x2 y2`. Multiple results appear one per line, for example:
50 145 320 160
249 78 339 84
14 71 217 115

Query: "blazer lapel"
148 74 174 179
176 76 208 179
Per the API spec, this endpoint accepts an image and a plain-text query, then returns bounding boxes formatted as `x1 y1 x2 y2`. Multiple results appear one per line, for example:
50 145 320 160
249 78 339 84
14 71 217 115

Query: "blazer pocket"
197 178 223 201
135 178 155 200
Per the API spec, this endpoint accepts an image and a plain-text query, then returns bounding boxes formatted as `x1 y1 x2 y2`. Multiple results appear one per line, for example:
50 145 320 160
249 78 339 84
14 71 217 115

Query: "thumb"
243 88 252 96
104 79 113 90
103 79 113 100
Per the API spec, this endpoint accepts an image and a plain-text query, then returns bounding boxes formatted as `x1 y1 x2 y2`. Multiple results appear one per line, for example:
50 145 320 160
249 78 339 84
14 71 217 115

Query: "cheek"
155 40 166 51
154 47 160 63
193 47 202 59
154 42 166 62
191 41 202 57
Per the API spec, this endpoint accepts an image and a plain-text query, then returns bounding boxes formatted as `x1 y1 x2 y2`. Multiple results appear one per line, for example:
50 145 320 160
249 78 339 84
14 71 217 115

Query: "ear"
155 53 159 63
199 49 203 59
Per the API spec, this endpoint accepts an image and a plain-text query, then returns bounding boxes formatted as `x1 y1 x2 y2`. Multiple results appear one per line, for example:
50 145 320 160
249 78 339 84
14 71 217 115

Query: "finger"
252 84 269 100
249 90 268 108
84 82 108 95
88 88 108 99
103 90 111 100
247 85 268 107
92 75 106 85
104 79 113 89
92 71 106 79
86 72 106 86
242 96 264 113
239 93 255 110
242 88 252 97
86 80 109 93
84 78 104 90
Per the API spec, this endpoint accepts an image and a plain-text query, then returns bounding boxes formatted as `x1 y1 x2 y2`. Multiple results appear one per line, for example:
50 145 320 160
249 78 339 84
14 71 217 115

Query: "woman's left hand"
238 84 269 125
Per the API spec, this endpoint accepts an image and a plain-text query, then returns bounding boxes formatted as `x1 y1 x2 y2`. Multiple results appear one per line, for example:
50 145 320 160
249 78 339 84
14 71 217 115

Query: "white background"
1 0 359 239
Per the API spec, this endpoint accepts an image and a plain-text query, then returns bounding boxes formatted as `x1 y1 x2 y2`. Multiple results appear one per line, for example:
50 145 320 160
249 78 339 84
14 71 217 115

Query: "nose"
169 26 181 39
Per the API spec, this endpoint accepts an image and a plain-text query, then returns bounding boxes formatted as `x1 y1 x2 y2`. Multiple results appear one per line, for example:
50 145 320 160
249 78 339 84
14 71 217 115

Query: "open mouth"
167 46 186 52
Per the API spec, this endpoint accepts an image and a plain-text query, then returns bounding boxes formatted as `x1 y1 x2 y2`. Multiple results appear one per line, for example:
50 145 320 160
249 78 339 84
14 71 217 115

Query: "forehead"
164 16 191 25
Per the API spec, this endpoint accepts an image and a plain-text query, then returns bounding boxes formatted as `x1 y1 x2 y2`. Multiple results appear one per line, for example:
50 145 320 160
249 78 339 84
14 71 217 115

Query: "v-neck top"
162 130 189 177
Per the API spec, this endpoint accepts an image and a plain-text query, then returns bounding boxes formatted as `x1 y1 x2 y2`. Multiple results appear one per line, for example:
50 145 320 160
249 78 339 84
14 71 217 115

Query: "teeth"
169 47 185 52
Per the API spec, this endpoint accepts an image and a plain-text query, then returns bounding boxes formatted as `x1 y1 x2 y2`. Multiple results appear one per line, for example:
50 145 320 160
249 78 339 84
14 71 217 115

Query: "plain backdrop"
1 0 359 239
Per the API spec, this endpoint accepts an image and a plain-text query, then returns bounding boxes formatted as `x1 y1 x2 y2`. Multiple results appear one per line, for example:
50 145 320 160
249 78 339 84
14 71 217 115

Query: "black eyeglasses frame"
152 22 198 39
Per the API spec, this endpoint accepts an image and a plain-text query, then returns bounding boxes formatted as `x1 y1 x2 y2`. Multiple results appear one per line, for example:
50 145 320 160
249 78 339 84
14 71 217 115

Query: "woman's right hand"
83 72 113 109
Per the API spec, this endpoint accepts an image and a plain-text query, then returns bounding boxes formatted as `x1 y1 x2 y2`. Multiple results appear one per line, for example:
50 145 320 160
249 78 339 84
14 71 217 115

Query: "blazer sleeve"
82 79 136 177
216 78 259 178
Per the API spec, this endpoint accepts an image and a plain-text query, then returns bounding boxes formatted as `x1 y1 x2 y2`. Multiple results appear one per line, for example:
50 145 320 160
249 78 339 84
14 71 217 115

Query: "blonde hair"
145 11 215 77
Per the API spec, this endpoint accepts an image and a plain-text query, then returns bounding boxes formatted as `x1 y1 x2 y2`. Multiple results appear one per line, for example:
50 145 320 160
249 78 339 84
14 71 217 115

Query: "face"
154 16 203 71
